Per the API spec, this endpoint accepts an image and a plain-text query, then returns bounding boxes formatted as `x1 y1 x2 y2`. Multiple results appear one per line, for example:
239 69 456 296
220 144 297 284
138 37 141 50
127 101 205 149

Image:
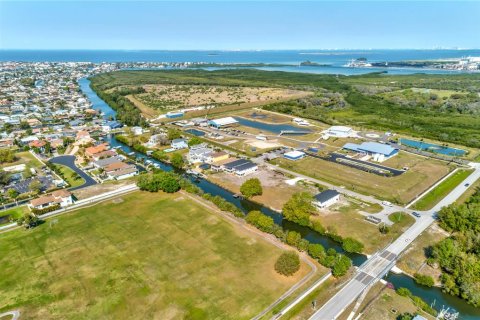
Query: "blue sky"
1 1 479 50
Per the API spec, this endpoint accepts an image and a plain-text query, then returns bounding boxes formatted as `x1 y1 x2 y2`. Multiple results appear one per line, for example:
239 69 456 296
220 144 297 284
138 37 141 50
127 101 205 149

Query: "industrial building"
284 150 306 161
343 141 398 162
322 126 355 138
208 117 239 128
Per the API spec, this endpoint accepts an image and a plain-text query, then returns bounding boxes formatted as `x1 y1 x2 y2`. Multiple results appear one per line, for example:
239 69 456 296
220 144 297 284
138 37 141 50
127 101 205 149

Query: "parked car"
412 212 421 218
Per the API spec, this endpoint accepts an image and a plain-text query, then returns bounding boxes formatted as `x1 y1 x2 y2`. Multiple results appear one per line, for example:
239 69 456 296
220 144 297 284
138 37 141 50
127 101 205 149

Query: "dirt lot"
72 180 134 200
207 167 307 211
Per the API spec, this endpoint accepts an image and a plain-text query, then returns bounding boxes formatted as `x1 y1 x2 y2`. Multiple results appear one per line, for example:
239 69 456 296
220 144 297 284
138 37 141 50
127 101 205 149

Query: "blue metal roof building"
343 142 398 157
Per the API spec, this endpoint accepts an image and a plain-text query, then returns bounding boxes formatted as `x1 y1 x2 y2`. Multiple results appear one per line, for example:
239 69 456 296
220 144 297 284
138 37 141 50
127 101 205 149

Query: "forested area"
89 79 148 127
91 69 480 148
433 188 480 306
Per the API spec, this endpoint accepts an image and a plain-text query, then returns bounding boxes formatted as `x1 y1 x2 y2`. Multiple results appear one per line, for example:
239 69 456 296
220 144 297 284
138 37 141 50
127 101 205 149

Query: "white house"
29 189 73 210
313 190 340 209
171 138 188 150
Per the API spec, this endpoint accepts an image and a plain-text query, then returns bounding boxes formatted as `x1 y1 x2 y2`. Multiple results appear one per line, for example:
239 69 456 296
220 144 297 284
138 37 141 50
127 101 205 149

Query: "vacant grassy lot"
311 206 414 254
271 152 451 204
53 163 85 188
412 169 473 210
0 191 308 319
0 151 43 170
360 284 434 320
396 225 447 284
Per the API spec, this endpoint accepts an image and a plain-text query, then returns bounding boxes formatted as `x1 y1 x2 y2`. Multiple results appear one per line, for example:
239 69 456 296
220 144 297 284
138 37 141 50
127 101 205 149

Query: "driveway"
49 155 97 191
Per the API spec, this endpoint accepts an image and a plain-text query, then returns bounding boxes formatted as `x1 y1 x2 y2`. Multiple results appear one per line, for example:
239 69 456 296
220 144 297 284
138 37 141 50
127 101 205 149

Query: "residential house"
85 143 108 158
29 189 73 211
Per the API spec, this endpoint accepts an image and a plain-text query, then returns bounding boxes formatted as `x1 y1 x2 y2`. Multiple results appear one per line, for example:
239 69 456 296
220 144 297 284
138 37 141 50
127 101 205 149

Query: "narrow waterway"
81 77 480 319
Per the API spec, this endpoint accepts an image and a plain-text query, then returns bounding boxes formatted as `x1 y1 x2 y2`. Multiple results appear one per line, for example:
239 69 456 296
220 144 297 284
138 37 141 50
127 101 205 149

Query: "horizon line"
1 48 479 51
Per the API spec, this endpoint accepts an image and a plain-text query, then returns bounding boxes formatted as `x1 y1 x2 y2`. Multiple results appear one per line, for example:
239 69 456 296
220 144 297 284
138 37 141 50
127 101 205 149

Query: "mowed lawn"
53 163 85 188
0 191 308 319
272 151 452 204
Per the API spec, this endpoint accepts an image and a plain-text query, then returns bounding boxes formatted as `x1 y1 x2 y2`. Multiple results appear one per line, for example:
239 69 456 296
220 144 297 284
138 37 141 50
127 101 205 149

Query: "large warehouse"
208 117 239 128
343 141 398 162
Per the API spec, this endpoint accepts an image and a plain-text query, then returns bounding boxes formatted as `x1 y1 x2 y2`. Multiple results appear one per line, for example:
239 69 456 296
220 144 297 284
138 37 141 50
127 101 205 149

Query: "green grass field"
0 191 308 319
412 169 473 210
53 164 85 188
0 206 28 226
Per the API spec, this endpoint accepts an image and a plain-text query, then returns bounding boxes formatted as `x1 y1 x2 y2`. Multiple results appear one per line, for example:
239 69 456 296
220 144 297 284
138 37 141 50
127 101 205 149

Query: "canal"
81 77 480 319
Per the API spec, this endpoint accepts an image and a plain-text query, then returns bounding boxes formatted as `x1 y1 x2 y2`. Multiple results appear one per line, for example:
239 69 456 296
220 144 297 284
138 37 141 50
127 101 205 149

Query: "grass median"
412 169 473 210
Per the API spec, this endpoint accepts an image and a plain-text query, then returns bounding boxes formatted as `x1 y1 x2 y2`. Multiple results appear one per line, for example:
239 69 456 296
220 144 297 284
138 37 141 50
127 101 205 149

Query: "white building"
313 190 340 209
322 126 355 138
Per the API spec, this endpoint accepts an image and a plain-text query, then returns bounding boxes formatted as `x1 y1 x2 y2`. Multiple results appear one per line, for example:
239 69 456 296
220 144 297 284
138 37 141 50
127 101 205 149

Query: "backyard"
0 191 310 319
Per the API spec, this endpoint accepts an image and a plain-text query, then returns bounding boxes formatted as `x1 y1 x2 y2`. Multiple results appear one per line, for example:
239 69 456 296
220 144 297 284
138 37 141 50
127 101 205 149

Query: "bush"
282 192 315 226
240 178 263 198
342 237 364 253
331 254 351 277
275 251 300 276
137 172 180 193
31 204 61 216
245 210 274 233
297 239 310 252
308 243 326 260
414 273 434 287
396 287 412 297
286 230 301 247
170 153 184 169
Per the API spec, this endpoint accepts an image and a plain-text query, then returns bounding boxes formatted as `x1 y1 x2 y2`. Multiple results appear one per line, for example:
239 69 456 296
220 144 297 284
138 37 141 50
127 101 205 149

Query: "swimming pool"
400 138 466 156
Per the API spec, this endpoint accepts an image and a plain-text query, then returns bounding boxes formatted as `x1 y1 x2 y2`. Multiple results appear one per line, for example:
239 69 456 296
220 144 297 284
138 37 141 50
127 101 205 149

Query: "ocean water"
1 49 479 75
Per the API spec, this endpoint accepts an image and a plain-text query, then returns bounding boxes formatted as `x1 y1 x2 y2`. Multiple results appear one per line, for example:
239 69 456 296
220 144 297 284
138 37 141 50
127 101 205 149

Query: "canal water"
81 77 480 319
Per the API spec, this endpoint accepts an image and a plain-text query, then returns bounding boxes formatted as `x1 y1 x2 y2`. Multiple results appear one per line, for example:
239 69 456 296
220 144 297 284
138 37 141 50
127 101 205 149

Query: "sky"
0 1 479 50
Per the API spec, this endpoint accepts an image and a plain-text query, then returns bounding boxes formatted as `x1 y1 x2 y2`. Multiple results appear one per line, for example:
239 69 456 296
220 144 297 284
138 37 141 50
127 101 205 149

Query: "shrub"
240 178 263 198
308 243 326 259
282 192 315 226
414 273 435 287
137 172 180 193
31 204 61 216
342 237 365 253
396 287 412 297
297 239 310 252
331 254 351 277
275 251 300 276
245 210 274 233
286 230 301 247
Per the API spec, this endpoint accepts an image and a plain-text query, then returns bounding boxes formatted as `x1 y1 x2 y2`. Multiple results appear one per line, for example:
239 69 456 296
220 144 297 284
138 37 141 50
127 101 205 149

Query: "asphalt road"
309 163 480 320
49 155 97 191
